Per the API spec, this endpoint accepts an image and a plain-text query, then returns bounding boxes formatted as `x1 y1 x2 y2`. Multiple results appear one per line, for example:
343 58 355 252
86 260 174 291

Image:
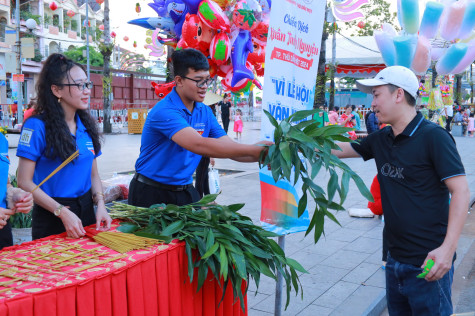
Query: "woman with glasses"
129 48 271 208
16 53 111 240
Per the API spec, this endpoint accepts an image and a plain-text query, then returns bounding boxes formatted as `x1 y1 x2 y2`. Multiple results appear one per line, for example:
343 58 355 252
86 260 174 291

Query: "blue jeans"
385 252 454 316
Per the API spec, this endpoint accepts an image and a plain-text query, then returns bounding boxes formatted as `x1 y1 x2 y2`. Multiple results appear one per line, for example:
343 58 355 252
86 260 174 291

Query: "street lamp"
25 19 38 31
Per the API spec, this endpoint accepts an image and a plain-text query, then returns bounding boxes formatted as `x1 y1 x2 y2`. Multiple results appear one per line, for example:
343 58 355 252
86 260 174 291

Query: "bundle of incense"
31 150 79 193
86 231 163 253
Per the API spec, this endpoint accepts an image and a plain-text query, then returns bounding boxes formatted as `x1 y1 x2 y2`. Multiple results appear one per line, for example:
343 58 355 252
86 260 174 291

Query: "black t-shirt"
219 101 231 119
351 112 465 266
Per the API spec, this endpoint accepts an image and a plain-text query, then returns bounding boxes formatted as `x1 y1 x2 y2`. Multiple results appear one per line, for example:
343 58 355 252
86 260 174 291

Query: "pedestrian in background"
233 109 244 140
219 94 232 134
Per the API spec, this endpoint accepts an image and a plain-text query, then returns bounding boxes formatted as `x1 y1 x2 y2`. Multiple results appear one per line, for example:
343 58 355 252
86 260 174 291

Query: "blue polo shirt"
16 115 101 198
0 134 9 208
135 88 226 185
351 112 465 266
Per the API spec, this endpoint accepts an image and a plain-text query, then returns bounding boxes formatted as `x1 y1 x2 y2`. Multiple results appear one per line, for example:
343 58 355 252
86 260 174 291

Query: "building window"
0 17 6 42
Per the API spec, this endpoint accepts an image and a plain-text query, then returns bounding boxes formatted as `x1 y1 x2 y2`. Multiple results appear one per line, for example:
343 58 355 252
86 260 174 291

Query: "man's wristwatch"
54 204 64 217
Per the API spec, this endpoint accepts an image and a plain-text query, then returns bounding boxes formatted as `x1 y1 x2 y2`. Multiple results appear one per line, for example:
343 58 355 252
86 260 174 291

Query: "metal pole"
86 1 90 81
15 0 23 124
274 235 285 316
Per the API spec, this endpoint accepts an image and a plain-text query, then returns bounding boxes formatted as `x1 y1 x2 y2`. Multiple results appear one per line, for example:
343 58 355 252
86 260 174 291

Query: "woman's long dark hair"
35 53 101 161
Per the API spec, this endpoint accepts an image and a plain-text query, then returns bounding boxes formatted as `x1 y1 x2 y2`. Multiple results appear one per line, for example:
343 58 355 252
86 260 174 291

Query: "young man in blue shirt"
129 49 271 207
331 66 470 315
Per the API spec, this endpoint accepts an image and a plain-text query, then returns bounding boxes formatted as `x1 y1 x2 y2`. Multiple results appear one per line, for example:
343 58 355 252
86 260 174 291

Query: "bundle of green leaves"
109 194 307 310
260 109 373 243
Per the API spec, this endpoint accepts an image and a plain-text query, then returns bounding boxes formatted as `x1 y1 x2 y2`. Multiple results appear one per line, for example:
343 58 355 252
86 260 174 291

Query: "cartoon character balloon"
232 0 262 31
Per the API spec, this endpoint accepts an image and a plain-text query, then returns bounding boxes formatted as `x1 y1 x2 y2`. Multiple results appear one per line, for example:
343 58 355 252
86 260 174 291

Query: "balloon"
182 14 201 48
136 3 141 13
198 0 231 32
393 35 417 69
231 30 254 86
217 64 233 77
148 0 169 16
210 32 231 65
111 31 116 38
232 0 263 31
374 30 396 67
67 10 75 18
431 47 446 61
208 58 219 77
419 1 444 39
96 0 104 4
133 41 137 48
439 1 466 42
158 36 178 48
248 41 265 64
400 0 420 34
259 0 271 13
151 81 176 98
451 42 475 74
457 1 475 40
197 20 216 55
251 21 268 46
128 17 176 36
435 43 468 75
176 38 189 49
357 21 365 29
183 0 201 14
99 24 104 31
411 36 431 75
123 36 129 41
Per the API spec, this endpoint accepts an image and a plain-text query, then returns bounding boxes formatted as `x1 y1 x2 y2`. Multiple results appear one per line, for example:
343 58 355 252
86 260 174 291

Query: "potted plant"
8 175 32 245
43 15 52 28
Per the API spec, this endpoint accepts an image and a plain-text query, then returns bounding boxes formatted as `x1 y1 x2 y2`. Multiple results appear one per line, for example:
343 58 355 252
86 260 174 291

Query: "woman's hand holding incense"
0 208 14 229
12 191 33 214
60 208 86 238
95 205 112 231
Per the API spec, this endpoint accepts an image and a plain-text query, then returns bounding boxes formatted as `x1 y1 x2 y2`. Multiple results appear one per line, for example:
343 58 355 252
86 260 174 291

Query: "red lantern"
66 10 75 18
49 1 58 11
357 21 365 29
136 3 141 13
96 0 104 4
133 41 137 48
111 31 116 38
123 36 129 42
99 24 104 31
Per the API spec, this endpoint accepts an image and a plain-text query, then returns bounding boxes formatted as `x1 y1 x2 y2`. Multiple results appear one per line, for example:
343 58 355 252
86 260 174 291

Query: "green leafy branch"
260 109 373 243
109 195 307 311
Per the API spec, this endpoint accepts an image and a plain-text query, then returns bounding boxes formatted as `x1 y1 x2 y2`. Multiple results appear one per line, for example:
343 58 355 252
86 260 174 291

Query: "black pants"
222 116 230 133
32 190 95 240
446 116 453 132
128 176 200 208
0 221 13 250
195 157 210 198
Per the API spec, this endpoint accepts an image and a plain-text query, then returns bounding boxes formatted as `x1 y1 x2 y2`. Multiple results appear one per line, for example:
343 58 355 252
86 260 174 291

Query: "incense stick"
31 150 79 193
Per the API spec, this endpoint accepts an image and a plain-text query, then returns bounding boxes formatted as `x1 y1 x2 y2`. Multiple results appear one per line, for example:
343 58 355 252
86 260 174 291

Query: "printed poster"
260 0 326 234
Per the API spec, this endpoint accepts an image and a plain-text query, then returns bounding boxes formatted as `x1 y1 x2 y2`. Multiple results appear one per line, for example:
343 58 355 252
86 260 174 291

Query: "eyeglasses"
62 81 93 91
182 76 215 88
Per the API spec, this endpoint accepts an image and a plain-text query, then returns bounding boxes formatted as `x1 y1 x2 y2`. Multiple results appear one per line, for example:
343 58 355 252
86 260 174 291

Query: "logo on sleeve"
86 141 95 155
194 123 205 136
19 128 34 146
0 153 9 162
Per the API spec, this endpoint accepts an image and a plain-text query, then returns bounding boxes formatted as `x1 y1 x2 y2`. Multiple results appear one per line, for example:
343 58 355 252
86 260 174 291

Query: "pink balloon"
440 1 466 41
411 36 431 75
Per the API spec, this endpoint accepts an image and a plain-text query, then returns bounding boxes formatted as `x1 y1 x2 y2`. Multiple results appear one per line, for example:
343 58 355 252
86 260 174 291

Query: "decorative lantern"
123 36 129 42
49 1 58 11
99 24 104 31
83 20 91 27
133 41 137 48
111 31 116 38
136 3 141 13
66 10 75 18
96 0 104 4
357 21 365 29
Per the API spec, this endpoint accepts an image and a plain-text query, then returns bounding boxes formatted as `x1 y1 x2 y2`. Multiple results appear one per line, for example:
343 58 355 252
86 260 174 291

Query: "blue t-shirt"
0 134 9 208
135 88 226 185
16 115 101 198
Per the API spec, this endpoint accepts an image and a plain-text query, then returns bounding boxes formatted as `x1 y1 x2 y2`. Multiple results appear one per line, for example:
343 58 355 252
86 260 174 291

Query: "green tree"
341 0 399 36
63 45 104 67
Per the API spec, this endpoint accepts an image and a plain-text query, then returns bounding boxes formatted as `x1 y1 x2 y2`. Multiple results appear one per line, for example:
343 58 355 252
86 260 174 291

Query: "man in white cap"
331 66 469 315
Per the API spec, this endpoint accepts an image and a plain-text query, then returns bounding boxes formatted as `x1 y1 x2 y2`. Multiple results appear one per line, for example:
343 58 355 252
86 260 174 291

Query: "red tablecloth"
0 223 247 316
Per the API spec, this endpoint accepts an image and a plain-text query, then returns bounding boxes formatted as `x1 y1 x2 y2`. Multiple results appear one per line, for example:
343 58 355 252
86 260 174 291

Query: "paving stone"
365 267 386 288
312 281 360 308
343 236 383 254
248 275 278 295
248 308 273 316
345 217 381 231
247 292 270 309
326 228 365 243
285 249 329 272
320 249 371 270
330 285 384 316
364 248 385 265
363 225 384 240
298 304 333 316
342 262 381 285
304 264 351 287
308 238 349 257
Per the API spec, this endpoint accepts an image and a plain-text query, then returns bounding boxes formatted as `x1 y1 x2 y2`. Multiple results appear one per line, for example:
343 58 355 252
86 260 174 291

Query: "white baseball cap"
356 66 419 100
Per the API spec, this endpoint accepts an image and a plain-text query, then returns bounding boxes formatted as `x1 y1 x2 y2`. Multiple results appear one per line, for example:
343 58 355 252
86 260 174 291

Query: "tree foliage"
63 45 104 67
340 0 399 36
